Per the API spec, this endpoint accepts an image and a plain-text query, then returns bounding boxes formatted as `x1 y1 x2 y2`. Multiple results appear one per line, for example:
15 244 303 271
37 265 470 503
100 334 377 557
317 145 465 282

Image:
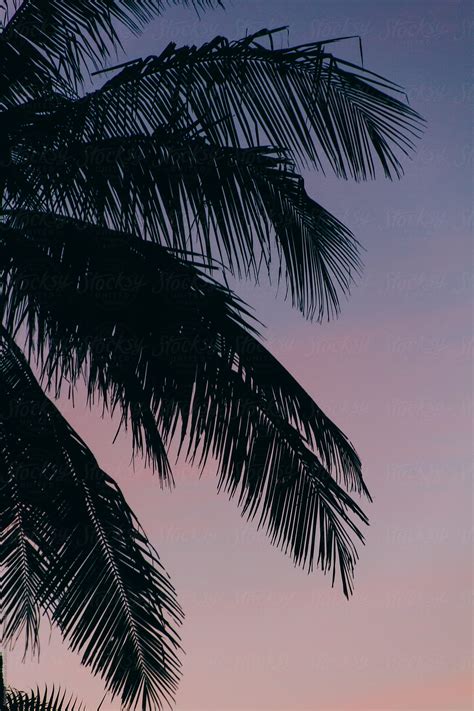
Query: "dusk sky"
6 1 473 709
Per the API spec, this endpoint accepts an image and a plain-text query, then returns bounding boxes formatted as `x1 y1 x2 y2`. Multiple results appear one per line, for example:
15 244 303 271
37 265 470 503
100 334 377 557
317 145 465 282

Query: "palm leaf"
5 112 362 320
0 327 183 710
0 0 221 91
1 213 369 595
2 27 423 319
84 28 423 175
0 32 66 109
6 686 84 711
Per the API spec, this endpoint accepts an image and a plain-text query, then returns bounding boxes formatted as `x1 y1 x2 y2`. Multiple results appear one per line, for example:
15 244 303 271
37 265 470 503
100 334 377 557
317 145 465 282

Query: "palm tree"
0 1 423 709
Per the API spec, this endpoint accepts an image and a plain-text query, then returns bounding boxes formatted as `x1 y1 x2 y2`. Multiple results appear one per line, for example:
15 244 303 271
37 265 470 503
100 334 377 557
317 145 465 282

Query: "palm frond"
0 327 183 710
5 114 362 320
1 213 369 595
6 686 84 711
82 28 423 176
0 27 70 109
0 0 222 91
1 27 423 318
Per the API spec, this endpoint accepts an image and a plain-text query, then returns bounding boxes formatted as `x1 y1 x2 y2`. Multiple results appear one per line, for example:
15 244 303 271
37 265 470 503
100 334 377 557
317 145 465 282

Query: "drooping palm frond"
2 24 424 319
84 28 424 176
0 328 183 710
5 686 84 711
1 213 369 595
0 0 222 92
5 105 362 320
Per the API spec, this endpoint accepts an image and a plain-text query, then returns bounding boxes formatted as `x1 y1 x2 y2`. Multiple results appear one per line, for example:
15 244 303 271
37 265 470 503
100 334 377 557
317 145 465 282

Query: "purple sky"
6 1 473 709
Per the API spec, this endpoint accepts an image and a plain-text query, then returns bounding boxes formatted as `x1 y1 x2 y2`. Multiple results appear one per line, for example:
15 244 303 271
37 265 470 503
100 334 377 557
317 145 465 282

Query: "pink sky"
5 1 472 709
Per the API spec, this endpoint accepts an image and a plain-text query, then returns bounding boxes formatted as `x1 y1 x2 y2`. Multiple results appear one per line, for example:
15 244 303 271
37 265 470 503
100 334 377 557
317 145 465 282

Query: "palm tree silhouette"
0 1 423 709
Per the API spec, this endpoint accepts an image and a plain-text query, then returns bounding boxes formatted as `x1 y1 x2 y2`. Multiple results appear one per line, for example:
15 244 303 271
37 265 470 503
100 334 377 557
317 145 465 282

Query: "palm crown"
0 1 423 709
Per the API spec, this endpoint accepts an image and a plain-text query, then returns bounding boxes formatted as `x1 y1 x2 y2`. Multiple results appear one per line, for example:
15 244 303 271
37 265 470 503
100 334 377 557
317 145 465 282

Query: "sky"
5 1 473 709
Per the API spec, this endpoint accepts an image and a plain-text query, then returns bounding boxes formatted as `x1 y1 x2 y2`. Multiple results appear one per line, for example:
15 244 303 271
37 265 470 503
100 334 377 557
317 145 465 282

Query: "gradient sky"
5 1 473 709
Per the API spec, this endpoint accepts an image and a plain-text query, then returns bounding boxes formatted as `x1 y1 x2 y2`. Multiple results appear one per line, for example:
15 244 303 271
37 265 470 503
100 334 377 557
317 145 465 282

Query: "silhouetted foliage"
0 1 423 709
